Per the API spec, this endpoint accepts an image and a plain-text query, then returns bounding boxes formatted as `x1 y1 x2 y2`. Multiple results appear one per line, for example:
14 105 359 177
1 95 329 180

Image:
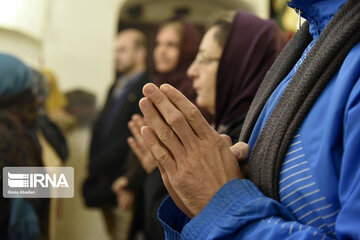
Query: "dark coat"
83 72 149 207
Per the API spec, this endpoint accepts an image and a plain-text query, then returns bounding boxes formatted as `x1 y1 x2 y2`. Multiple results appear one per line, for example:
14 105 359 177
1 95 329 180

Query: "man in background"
83 29 148 240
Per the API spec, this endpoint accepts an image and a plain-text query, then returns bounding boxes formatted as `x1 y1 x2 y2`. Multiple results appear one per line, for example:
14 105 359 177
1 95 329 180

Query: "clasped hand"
139 83 248 217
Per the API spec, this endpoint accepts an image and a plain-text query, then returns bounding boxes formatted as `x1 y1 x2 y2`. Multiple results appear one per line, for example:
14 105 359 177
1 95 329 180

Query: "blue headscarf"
0 53 33 99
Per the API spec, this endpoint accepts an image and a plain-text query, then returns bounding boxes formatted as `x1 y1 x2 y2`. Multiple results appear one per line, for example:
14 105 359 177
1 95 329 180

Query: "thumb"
118 177 129 188
229 142 249 161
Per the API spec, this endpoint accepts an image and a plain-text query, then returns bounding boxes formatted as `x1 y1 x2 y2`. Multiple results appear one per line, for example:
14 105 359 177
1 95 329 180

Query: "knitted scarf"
239 0 360 200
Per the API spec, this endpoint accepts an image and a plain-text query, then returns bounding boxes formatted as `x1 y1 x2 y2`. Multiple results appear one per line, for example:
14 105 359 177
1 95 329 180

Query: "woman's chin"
195 97 203 107
196 97 207 110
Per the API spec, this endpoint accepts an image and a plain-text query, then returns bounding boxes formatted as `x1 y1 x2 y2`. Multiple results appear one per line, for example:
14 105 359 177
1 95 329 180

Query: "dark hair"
207 11 235 48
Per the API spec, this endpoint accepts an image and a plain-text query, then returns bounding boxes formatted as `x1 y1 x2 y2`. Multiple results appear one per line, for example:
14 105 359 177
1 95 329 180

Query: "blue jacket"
157 0 360 239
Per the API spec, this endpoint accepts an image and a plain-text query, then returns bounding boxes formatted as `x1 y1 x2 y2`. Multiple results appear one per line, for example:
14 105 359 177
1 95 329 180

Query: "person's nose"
187 61 198 79
158 45 167 57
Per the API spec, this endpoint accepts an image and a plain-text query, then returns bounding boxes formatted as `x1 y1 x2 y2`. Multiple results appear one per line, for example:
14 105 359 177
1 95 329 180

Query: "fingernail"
141 126 153 140
132 114 139 120
140 98 150 109
161 84 170 93
140 126 147 134
143 84 154 95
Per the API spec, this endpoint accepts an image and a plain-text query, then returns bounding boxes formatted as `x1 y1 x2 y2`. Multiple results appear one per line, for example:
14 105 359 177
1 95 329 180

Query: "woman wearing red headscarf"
151 19 200 103
125 19 202 240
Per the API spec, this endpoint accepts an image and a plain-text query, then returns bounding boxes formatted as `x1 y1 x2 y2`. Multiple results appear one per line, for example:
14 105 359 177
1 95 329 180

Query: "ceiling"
119 0 257 25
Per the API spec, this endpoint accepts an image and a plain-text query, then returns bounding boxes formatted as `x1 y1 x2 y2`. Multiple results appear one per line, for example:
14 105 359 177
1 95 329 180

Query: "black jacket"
83 72 149 207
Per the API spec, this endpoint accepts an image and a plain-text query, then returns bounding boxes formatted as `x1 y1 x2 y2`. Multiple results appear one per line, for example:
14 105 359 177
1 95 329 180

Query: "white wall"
43 0 126 106
0 0 48 40
0 0 126 107
0 0 47 67
0 28 42 67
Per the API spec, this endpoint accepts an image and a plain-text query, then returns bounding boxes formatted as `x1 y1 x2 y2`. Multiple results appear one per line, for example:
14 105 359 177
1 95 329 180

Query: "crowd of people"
1 0 360 239
0 54 74 239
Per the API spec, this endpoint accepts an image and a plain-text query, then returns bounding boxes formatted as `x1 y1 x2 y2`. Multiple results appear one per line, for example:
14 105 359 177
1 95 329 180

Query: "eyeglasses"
194 54 220 65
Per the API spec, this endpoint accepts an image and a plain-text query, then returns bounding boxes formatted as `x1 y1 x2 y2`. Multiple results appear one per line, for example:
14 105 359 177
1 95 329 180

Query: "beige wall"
0 0 48 40
0 28 42 67
43 0 126 107
0 0 126 107
0 0 270 107
248 0 270 19
0 0 47 67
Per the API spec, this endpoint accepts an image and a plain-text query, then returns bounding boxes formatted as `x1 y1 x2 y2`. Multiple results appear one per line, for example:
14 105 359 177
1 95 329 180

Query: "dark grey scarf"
239 0 360 201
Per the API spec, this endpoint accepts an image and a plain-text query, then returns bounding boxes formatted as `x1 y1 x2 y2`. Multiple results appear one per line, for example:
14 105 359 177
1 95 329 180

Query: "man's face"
115 33 137 74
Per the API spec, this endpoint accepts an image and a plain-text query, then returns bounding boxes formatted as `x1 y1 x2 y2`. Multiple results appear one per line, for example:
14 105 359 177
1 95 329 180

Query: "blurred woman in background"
0 53 49 240
125 19 202 240
151 19 201 104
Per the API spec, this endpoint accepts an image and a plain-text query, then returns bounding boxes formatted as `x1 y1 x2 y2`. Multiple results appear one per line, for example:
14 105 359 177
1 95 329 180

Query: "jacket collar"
288 0 348 38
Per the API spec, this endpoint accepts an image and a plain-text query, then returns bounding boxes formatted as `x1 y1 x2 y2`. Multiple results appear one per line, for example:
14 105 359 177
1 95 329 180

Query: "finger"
127 137 145 160
160 84 216 139
123 192 134 210
128 120 144 145
128 120 146 153
130 117 148 148
118 177 128 187
128 120 150 157
111 179 123 193
142 83 197 147
220 134 232 147
229 142 250 161
119 195 128 210
157 163 194 218
128 120 141 139
112 181 126 193
111 181 117 193
131 113 143 121
128 137 154 172
122 194 130 210
111 183 118 193
132 114 147 127
139 97 185 158
143 148 159 173
141 126 177 175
